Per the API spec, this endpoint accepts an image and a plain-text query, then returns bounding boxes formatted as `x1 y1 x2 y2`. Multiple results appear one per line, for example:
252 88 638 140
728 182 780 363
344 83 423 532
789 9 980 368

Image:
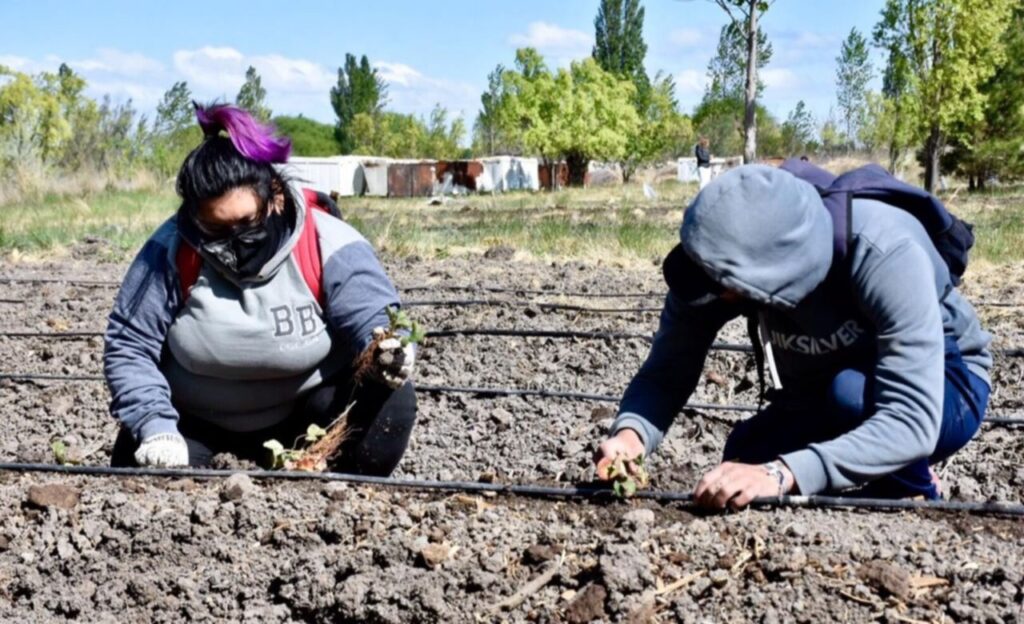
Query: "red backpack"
176 188 340 306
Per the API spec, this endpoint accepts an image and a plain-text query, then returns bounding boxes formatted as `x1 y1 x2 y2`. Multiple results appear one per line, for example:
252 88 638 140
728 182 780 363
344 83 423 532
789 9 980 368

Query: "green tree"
272 115 340 156
151 81 202 176
707 0 773 163
330 54 387 153
347 106 463 159
424 104 465 159
780 100 816 156
0 65 72 165
592 0 650 95
835 28 873 149
497 49 640 185
704 20 772 101
622 72 693 181
154 81 193 136
236 66 272 122
692 94 780 157
873 0 1015 191
473 64 514 155
942 4 1024 188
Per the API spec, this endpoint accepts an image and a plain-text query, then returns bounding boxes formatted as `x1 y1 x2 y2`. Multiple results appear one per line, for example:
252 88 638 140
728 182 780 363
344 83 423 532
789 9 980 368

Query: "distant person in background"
104 103 416 474
695 137 712 190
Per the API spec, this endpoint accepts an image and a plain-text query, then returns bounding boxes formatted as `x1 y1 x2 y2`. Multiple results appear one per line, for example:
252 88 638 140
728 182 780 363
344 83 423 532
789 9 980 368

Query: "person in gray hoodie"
104 104 416 474
594 165 991 507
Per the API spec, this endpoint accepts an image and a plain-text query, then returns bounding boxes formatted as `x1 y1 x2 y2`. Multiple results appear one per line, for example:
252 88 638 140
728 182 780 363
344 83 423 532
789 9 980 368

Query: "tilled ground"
0 251 1022 622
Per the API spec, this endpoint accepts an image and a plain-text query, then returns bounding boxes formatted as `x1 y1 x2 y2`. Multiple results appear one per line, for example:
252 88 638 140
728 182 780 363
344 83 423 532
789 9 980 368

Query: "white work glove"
134 433 189 467
372 328 416 389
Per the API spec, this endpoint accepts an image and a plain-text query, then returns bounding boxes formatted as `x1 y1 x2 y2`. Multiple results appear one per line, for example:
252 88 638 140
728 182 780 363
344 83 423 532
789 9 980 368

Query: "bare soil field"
0 250 1021 623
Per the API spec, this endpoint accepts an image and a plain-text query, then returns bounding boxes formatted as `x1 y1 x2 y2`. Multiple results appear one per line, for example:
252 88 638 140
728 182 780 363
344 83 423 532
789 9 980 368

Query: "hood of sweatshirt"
680 164 833 310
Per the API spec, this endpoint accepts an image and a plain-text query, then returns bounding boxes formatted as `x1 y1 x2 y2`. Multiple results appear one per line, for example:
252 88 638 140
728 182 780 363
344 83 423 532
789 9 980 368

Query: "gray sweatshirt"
104 183 400 442
613 165 991 495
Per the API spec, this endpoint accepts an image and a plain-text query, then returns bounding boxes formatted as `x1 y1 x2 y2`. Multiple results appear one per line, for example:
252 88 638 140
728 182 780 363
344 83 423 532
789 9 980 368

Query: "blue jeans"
723 337 990 499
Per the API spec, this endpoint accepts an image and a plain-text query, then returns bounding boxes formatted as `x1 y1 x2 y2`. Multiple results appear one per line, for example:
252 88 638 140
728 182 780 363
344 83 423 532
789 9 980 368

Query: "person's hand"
134 433 189 467
372 328 416 389
594 428 646 480
694 461 795 510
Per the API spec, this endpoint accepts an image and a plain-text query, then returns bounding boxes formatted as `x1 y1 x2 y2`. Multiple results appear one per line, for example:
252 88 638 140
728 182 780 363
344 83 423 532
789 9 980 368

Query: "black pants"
112 378 417 476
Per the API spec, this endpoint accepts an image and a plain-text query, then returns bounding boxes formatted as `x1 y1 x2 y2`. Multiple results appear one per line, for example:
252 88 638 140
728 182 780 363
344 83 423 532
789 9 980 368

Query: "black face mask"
198 208 291 279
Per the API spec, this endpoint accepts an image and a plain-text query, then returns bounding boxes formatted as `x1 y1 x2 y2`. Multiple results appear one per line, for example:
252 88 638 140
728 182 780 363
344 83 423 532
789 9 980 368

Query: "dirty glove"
372 327 416 389
134 433 189 467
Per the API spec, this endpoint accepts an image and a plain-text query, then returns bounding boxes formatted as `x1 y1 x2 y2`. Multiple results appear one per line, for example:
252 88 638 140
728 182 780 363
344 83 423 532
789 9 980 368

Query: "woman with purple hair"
103 103 416 474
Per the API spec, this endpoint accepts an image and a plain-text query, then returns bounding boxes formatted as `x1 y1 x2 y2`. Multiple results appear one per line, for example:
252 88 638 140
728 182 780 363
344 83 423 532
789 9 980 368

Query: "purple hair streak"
194 103 291 164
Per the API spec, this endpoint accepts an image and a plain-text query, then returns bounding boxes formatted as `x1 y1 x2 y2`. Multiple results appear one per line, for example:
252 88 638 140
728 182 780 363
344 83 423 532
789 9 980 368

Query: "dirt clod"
419 542 451 569
26 483 80 510
565 583 608 623
483 245 516 261
857 560 913 600
523 543 559 566
220 473 256 502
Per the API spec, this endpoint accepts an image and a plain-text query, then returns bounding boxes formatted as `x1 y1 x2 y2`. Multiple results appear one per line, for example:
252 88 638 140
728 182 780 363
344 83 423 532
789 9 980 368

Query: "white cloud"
674 68 707 95
761 67 801 91
72 48 164 76
376 61 423 87
508 21 593 63
0 55 33 71
374 60 478 120
172 46 247 92
669 28 706 49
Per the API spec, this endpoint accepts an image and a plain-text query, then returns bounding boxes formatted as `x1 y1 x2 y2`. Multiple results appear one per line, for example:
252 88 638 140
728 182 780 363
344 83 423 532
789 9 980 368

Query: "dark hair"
176 103 293 219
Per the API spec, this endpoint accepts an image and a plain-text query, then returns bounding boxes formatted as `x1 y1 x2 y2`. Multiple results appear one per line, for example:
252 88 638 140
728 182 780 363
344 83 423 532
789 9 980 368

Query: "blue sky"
1 0 886 128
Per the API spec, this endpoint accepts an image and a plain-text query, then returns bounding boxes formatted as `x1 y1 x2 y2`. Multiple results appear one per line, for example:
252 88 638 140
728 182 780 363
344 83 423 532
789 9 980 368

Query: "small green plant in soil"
51 439 74 466
264 419 345 472
607 454 650 498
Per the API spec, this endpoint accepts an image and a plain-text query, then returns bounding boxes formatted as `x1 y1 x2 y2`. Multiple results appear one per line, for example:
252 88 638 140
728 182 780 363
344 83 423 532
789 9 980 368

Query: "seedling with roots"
267 307 425 472
354 306 426 384
607 454 650 498
264 403 355 472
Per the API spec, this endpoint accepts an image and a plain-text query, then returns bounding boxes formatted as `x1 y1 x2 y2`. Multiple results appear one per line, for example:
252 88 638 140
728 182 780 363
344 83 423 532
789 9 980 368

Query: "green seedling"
355 307 427 385
263 439 303 470
385 306 426 347
263 405 356 472
304 424 327 443
51 439 73 466
607 454 650 499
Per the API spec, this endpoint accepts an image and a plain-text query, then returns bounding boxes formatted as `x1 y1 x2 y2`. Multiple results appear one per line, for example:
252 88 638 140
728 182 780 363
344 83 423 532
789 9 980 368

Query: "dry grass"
2 174 1023 269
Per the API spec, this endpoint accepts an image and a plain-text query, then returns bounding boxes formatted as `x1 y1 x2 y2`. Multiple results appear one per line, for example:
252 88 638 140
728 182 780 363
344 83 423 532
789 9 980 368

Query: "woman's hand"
694 461 795 510
372 331 416 389
134 433 189 467
594 429 646 480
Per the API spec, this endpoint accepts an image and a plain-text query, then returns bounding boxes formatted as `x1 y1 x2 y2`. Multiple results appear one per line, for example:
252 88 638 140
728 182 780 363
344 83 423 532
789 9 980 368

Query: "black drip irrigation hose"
10 328 1024 362
0 327 754 352
403 300 663 313
1 372 1023 426
415 384 758 412
0 462 1020 516
0 277 665 298
5 276 1024 308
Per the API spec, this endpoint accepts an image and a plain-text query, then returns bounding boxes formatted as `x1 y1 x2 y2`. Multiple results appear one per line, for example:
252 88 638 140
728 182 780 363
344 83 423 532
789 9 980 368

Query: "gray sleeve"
322 241 401 363
781 241 944 494
612 292 735 455
103 237 183 442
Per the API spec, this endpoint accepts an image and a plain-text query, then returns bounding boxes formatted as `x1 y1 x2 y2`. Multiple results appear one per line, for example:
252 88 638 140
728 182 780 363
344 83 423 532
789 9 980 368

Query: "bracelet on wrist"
762 460 787 497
